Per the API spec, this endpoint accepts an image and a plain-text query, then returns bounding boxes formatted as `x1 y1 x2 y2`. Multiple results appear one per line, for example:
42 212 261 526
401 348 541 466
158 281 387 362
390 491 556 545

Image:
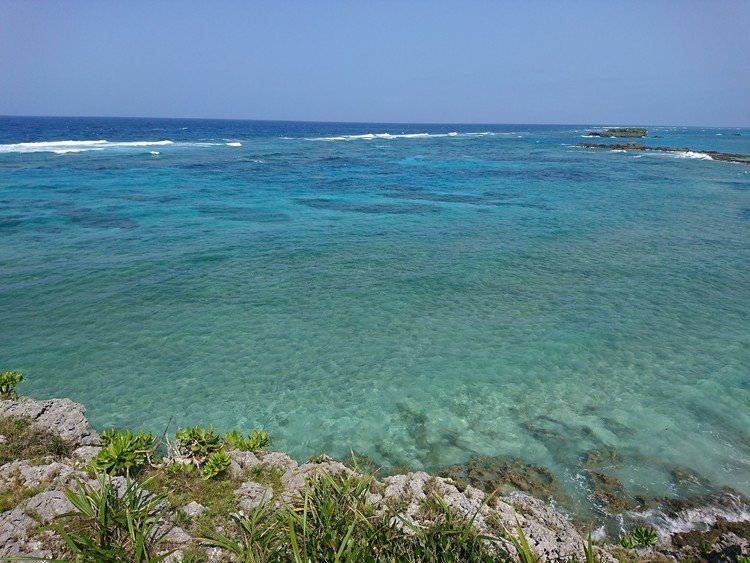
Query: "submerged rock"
438 455 566 501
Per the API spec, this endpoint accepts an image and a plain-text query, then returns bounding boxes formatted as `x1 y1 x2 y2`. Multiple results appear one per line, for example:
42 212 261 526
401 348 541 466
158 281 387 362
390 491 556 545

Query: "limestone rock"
230 450 262 470
181 501 206 518
0 397 100 446
24 489 75 523
235 481 274 510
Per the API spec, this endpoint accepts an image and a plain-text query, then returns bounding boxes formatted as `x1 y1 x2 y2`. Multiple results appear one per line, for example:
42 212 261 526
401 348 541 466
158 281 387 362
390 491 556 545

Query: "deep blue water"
1 116 749 517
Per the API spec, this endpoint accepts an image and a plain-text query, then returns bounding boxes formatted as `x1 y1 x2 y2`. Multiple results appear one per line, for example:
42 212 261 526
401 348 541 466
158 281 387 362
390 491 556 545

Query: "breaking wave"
305 131 494 141
0 140 174 154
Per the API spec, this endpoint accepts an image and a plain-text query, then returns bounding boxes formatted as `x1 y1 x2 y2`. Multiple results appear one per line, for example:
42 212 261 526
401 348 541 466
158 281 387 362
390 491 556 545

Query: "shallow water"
1 117 749 515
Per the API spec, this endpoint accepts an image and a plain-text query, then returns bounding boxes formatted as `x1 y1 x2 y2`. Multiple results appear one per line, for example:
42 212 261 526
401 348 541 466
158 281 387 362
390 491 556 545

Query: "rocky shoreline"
576 141 750 166
1 395 749 561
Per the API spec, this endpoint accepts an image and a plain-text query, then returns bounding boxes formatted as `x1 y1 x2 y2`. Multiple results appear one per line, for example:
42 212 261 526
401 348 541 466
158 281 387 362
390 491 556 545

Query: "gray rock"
228 459 244 479
0 397 100 446
235 481 274 510
181 500 206 518
72 445 102 465
261 451 298 474
24 489 75 523
0 460 76 492
230 449 262 469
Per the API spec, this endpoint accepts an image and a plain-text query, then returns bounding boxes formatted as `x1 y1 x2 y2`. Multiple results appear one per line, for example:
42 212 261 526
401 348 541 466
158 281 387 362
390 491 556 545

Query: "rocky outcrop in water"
576 141 750 166
587 128 647 138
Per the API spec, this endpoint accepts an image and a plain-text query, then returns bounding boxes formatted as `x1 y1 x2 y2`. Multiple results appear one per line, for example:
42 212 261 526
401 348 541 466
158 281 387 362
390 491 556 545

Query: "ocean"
1 116 748 522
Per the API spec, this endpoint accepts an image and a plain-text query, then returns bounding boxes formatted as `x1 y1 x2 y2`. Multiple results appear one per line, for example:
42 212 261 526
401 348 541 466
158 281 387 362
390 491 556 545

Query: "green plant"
202 450 232 480
0 370 24 399
631 526 657 547
173 425 222 464
619 535 634 549
698 538 715 556
505 517 540 563
55 472 170 562
202 471 499 562
225 429 271 453
90 430 156 476
737 556 750 563
583 532 597 563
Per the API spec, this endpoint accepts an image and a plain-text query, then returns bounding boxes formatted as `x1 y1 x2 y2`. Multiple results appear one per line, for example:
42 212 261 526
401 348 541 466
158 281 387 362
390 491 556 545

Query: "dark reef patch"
295 197 442 215
438 455 566 501
196 204 290 223
65 209 138 229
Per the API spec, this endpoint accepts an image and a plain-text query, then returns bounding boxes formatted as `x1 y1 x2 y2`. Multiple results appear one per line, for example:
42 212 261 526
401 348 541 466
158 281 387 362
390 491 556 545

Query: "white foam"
0 139 173 154
305 131 494 141
226 142 242 147
673 150 713 160
150 151 160 155
610 149 627 153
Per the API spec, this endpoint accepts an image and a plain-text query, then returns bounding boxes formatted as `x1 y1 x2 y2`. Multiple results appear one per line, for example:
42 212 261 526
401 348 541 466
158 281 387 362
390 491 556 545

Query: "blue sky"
1 1 748 125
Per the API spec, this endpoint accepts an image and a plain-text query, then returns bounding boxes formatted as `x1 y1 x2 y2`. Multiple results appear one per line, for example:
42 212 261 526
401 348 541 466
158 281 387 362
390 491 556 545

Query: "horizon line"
1 114 747 129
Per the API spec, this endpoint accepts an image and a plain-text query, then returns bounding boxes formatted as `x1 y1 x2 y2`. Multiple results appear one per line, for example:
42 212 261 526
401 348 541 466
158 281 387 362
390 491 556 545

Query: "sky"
1 1 749 126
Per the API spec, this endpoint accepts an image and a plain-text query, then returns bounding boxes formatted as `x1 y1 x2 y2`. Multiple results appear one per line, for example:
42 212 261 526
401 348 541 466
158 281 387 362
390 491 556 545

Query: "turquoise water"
1 117 749 513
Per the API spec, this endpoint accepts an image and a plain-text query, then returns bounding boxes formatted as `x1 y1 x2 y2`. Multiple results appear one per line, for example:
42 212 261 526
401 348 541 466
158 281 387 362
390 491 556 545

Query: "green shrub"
631 526 657 547
619 535 634 549
173 425 222 463
225 429 270 452
201 471 500 562
0 370 24 399
202 450 232 480
90 429 156 476
55 472 170 562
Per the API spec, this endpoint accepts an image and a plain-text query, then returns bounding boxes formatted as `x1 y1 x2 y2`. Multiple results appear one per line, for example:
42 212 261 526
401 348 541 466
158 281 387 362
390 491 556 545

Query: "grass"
247 463 285 494
0 477 51 512
139 464 243 535
0 416 74 465
199 471 502 562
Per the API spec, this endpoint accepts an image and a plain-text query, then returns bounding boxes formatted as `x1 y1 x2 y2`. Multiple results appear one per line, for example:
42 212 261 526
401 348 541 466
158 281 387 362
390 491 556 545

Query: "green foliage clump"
201 471 501 562
0 370 24 399
0 416 73 465
631 526 657 547
90 429 156 476
55 472 170 562
225 429 270 452
620 525 657 549
202 450 231 480
174 425 222 461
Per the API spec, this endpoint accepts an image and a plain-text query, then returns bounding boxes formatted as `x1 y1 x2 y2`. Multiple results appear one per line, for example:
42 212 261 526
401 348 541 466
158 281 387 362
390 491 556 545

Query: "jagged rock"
160 524 192 545
235 481 274 510
181 500 206 518
0 506 39 557
0 397 100 446
230 449 262 470
261 451 298 474
24 489 75 523
228 459 244 479
280 460 355 498
0 459 76 492
72 445 102 465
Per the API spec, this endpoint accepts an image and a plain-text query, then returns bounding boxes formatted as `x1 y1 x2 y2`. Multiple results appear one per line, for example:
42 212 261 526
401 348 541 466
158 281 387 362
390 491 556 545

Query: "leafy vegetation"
0 370 24 399
55 472 170 562
90 429 157 476
172 425 222 464
620 525 657 549
202 449 231 480
225 429 271 452
631 526 658 547
0 415 73 465
201 471 501 562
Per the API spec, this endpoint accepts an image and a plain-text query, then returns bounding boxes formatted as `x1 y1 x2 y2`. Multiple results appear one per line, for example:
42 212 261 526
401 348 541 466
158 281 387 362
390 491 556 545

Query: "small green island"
588 128 648 138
